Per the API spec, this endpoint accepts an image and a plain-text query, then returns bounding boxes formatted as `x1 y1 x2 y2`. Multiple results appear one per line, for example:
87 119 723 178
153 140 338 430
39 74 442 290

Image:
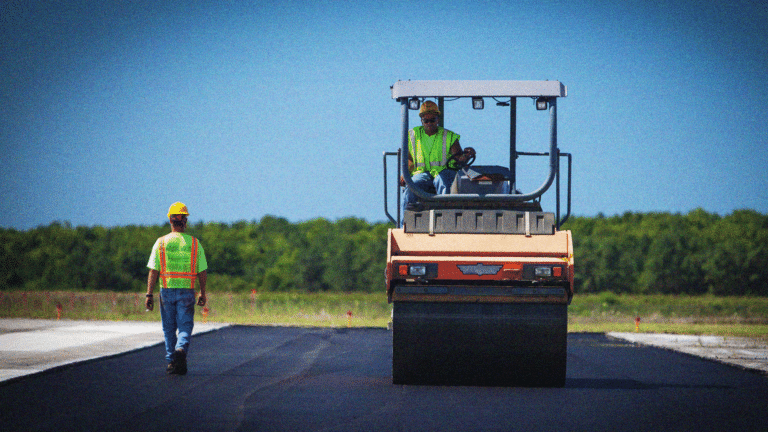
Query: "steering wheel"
447 149 476 170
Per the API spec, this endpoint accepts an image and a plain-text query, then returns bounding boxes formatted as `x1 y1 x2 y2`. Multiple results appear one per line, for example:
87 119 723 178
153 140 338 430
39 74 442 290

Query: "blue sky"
2 0 766 229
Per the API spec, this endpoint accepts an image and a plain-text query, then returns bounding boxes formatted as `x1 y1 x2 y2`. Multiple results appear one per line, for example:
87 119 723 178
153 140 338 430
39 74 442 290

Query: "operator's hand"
399 176 405 187
145 295 154 311
454 147 475 163
197 294 207 307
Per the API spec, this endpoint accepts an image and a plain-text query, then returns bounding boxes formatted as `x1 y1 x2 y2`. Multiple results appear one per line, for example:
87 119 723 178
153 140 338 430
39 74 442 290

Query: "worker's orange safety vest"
158 236 199 289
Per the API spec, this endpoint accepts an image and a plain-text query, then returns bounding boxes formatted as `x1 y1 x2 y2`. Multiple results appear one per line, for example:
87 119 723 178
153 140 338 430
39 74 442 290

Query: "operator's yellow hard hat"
419 100 440 117
167 202 189 218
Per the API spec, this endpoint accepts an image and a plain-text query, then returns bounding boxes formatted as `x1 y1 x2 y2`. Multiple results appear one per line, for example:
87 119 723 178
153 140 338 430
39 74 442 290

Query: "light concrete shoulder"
0 319 228 382
608 332 768 374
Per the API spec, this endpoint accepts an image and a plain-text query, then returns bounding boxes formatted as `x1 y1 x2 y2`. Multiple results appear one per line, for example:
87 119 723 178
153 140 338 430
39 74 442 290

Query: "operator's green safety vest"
148 233 207 289
408 126 460 177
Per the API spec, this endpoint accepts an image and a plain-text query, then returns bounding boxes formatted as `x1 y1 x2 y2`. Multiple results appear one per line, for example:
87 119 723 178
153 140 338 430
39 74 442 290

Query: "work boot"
173 349 187 375
166 351 177 374
404 202 425 212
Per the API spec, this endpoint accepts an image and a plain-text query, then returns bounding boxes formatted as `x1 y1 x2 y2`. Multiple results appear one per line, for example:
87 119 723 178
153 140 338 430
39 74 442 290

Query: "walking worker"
401 100 476 212
145 202 208 375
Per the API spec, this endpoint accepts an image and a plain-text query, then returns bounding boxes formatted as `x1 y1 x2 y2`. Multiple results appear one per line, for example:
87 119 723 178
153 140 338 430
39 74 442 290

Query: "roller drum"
392 301 567 387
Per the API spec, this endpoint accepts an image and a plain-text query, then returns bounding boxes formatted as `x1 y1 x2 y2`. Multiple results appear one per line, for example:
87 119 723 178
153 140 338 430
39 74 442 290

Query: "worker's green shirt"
147 232 208 289
408 126 460 177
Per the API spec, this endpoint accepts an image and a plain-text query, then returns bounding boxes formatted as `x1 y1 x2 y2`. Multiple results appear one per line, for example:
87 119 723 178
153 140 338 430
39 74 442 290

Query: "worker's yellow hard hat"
419 100 440 117
167 202 189 218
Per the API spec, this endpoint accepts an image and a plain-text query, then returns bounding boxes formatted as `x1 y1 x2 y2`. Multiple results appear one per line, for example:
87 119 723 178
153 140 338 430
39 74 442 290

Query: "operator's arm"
450 140 476 162
197 270 207 306
400 153 415 186
146 269 159 311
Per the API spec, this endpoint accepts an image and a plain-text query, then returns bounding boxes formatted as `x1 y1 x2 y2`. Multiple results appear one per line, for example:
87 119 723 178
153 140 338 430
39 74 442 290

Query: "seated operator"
401 100 476 212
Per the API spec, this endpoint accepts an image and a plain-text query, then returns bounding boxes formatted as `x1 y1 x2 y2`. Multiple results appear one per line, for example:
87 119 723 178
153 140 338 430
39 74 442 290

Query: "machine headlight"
536 97 548 110
397 263 437 278
409 265 427 276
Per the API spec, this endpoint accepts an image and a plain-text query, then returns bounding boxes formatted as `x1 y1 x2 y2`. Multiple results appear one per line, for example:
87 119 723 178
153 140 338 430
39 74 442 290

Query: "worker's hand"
197 294 207 307
145 295 154 311
453 147 476 164
399 176 405 187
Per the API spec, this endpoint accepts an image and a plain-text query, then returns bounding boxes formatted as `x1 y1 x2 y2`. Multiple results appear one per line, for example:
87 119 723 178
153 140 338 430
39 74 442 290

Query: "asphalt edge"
0 324 229 387
607 332 768 376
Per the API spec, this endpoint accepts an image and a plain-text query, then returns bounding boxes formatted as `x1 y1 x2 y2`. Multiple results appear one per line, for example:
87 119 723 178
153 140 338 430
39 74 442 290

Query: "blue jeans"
160 288 196 363
402 170 457 214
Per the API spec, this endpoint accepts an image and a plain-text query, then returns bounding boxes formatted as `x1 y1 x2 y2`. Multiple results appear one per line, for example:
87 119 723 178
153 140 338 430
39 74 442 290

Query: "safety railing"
383 149 401 226
517 151 572 229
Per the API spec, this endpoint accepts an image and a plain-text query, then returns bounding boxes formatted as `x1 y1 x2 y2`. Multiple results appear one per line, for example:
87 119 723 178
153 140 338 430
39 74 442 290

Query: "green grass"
0 290 391 327
569 293 768 339
1 290 766 338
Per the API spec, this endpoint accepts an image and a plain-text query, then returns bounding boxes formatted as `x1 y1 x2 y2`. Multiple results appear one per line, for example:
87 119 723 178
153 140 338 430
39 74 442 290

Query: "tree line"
568 209 768 296
1 209 766 296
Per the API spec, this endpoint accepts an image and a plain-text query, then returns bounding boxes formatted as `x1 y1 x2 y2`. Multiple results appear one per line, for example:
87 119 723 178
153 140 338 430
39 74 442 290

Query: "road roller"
383 80 573 387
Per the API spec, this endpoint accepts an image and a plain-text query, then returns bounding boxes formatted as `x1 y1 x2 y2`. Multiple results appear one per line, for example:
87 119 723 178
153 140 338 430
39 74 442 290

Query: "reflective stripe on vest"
437 129 449 168
408 129 425 170
409 128 449 174
158 236 198 289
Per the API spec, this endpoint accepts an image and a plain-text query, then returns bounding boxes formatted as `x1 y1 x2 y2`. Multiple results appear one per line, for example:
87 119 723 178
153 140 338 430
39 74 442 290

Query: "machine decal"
457 263 503 276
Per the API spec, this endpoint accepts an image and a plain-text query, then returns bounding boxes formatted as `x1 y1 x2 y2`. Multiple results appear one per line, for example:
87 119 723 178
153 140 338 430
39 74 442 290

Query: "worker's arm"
146 269 159 311
197 270 207 306
400 153 415 186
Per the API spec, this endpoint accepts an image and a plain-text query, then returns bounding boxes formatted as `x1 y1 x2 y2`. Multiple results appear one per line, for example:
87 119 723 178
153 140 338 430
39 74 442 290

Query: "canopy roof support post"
509 97 517 193
438 97 444 127
549 97 558 186
399 98 411 218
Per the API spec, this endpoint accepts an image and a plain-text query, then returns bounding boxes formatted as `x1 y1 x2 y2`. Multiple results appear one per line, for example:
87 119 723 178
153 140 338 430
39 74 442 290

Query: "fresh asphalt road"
1 326 767 432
